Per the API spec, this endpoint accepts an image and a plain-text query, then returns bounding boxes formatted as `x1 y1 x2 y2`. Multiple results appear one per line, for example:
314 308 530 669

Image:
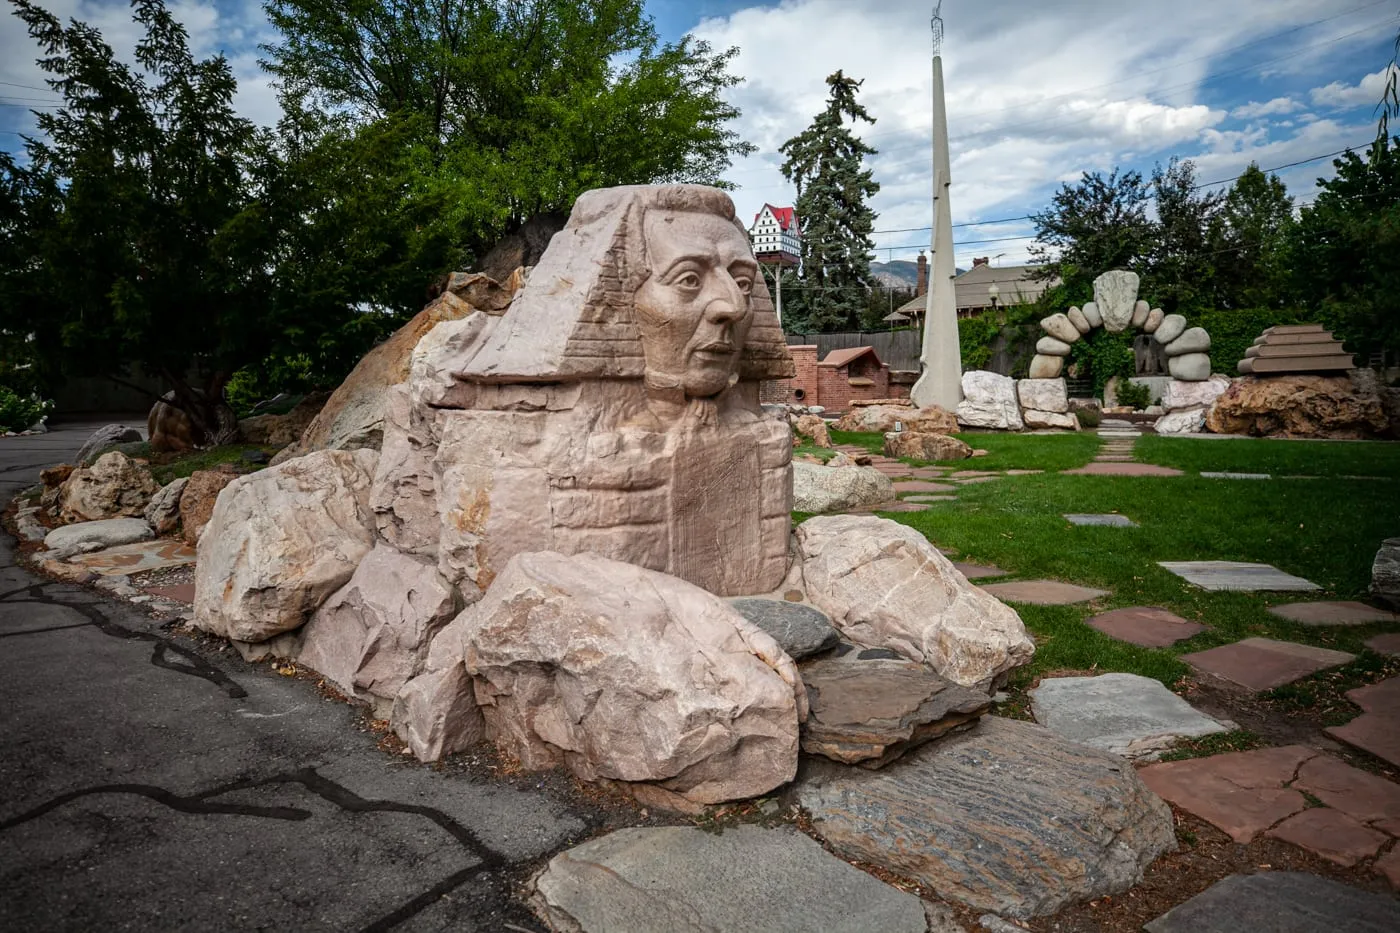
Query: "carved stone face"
634 211 758 399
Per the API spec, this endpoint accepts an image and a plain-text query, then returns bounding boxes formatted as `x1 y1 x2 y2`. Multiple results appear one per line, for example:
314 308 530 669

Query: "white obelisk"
910 3 963 409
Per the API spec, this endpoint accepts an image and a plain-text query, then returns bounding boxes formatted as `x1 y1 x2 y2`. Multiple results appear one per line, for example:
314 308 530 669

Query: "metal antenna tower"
931 1 943 57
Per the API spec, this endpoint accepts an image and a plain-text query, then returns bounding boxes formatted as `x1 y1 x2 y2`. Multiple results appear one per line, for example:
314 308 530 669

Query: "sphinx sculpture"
425 184 795 598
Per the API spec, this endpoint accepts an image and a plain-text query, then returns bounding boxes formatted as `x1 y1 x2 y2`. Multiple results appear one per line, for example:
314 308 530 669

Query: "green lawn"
830 428 1101 472
807 431 1400 697
1138 434 1400 479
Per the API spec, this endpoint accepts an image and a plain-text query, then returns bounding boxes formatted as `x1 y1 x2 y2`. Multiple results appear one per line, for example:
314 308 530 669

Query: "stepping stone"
729 598 839 661
66 538 198 576
796 716 1174 919
1064 513 1137 527
1267 808 1390 866
142 582 195 604
1292 754 1400 835
1004 469 1043 476
799 656 991 767
1143 871 1400 933
1378 848 1400 888
1138 745 1319 842
949 470 999 479
1087 607 1207 647
907 467 946 479
1201 471 1271 480
1367 633 1400 656
1183 637 1355 691
532 825 930 933
1269 601 1398 626
1326 677 1400 768
953 561 1008 580
904 494 957 503
980 580 1108 605
1030 673 1229 760
1063 463 1182 476
951 475 1000 484
1159 560 1320 592
892 480 956 493
870 501 928 513
1094 455 1136 462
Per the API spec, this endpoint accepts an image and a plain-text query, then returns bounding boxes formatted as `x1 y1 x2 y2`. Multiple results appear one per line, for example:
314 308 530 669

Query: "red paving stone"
1004 469 1043 476
1266 808 1389 867
948 470 999 479
142 583 195 603
1182 637 1356 692
1366 633 1400 656
1137 745 1317 843
950 475 1000 485
1377 848 1400 888
1326 677 1400 768
1293 754 1400 828
952 562 1008 580
979 580 1109 605
1063 462 1183 476
1268 601 1399 626
891 480 957 493
1086 606 1208 647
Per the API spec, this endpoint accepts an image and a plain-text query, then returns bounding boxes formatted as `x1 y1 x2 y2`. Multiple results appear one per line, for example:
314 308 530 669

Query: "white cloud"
1310 64 1399 110
1230 96 1302 119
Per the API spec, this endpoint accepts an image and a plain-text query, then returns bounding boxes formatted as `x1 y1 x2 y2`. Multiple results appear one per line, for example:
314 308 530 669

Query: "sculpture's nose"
705 296 742 325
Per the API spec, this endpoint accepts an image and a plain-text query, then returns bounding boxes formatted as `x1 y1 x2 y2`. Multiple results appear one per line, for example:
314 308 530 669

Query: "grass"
830 428 1102 472
816 431 1400 695
94 441 280 485
1157 730 1267 762
1138 434 1400 479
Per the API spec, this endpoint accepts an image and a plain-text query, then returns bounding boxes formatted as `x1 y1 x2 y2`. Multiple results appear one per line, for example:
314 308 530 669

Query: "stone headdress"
460 185 794 384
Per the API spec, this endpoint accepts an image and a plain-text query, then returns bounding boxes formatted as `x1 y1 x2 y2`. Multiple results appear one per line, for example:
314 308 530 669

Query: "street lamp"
987 282 1000 312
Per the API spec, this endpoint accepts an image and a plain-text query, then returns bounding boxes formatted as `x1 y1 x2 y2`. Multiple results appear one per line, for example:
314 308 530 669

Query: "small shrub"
1075 407 1102 428
0 385 52 433
1115 380 1151 411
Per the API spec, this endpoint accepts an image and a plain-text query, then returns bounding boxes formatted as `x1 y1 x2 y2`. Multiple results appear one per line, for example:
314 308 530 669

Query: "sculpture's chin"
683 369 736 399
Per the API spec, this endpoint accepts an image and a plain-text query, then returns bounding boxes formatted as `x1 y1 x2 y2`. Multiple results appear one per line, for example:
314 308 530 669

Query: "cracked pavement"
0 423 598 931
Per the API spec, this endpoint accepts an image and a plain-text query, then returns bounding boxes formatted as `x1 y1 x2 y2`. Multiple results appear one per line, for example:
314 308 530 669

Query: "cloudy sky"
3 1 1396 270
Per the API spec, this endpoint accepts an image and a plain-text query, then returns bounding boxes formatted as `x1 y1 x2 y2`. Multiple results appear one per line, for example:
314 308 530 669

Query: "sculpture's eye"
732 274 753 296
675 271 701 292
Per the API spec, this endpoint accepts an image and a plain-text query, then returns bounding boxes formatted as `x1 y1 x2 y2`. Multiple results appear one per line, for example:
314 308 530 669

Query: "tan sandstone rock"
391 663 487 761
792 461 894 514
1205 373 1388 439
298 543 458 704
58 451 161 524
419 550 805 804
238 392 329 448
143 478 187 536
795 413 832 448
192 449 379 643
179 470 238 545
882 431 972 461
795 515 1035 688
834 404 957 434
147 394 198 453
368 385 441 557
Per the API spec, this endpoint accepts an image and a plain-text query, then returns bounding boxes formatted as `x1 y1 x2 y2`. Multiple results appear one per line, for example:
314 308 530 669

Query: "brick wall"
763 345 819 404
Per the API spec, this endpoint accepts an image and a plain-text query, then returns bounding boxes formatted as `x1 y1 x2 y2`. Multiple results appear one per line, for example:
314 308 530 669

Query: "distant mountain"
870 260 919 288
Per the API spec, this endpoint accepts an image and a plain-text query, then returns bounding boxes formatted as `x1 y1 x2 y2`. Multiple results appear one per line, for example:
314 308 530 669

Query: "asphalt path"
0 423 594 931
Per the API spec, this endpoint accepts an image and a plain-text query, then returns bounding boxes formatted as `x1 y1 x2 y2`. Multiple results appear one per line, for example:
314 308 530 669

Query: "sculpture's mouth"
693 340 735 355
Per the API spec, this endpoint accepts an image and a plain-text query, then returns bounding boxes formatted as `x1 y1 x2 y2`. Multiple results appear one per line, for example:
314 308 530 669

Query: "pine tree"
779 71 880 333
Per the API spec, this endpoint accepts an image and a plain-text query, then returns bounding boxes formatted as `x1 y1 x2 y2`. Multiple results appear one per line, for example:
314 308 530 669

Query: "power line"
0 79 55 92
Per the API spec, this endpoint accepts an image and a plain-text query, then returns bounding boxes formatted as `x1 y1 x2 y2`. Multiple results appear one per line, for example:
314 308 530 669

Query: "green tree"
1029 168 1153 300
1145 157 1223 313
1286 138 1400 361
779 70 880 333
261 0 754 231
4 0 277 443
1209 163 1293 309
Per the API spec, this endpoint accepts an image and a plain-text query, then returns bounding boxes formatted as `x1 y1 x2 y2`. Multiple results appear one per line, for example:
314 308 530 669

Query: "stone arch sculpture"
1028 270 1212 382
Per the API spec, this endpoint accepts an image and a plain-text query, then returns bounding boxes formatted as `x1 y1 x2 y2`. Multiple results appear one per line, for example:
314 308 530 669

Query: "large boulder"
792 461 894 514
1374 538 1400 610
1094 270 1139 333
955 370 1024 431
795 515 1035 688
795 413 832 448
1154 407 1207 435
74 424 142 466
143 478 188 536
367 385 442 557
882 431 972 461
415 550 805 806
192 449 379 643
147 392 201 453
1205 373 1388 439
178 470 238 545
298 544 458 704
43 517 154 560
1162 374 1230 411
1016 377 1069 413
833 404 957 435
57 451 161 524
237 392 329 447
272 277 517 464
795 716 1176 919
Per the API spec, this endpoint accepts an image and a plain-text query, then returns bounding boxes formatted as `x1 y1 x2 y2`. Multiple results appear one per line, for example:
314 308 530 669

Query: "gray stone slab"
1201 471 1271 480
1159 560 1320 592
1143 871 1400 933
1064 513 1138 527
730 598 839 660
1029 673 1228 760
532 824 929 933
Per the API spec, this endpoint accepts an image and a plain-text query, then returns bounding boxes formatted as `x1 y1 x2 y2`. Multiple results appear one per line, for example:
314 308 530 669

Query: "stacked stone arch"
1029 271 1213 383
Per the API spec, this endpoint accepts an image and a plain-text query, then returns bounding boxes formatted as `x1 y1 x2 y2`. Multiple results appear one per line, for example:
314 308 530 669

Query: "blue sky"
4 1 1397 269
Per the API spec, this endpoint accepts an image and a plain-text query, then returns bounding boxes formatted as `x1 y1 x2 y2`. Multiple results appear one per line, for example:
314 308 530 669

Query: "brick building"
761 345 907 410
